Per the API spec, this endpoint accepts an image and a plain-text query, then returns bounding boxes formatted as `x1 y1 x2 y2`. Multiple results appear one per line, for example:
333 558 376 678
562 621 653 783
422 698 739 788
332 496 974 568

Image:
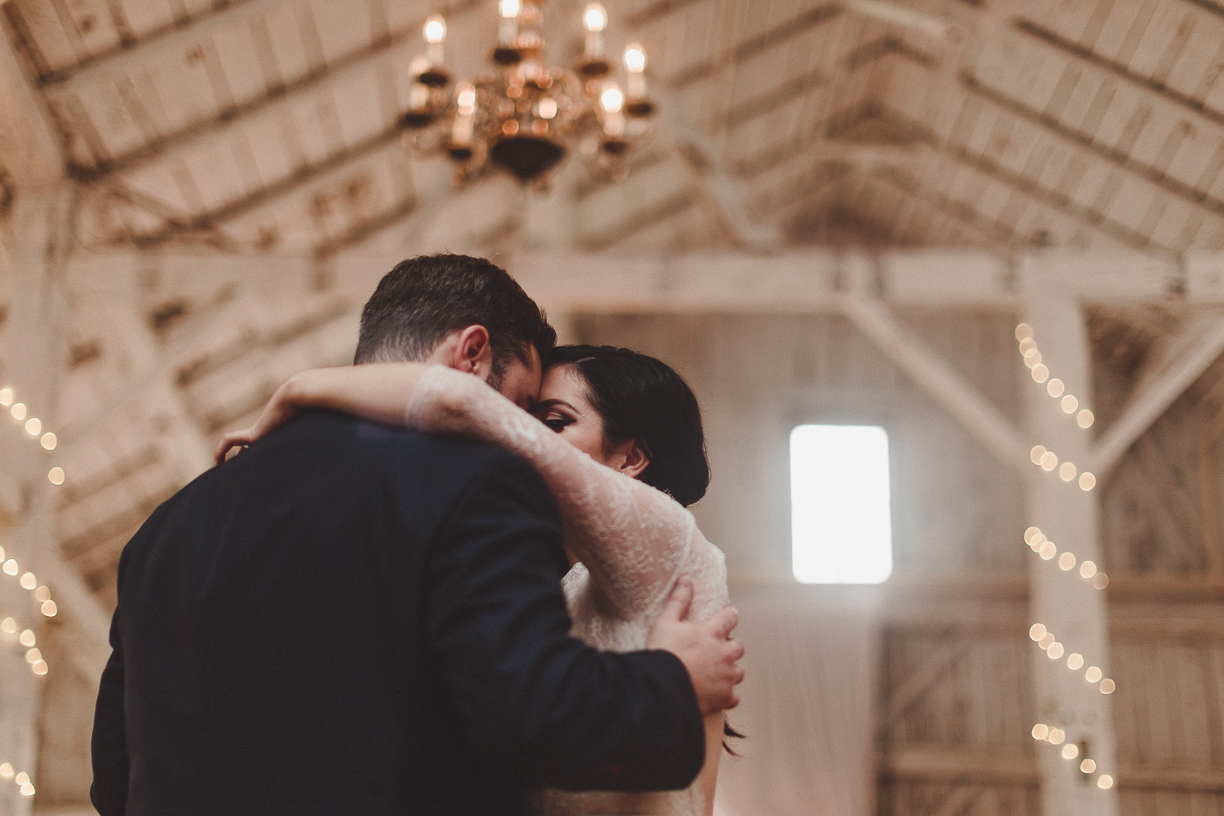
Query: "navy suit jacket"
91 411 705 815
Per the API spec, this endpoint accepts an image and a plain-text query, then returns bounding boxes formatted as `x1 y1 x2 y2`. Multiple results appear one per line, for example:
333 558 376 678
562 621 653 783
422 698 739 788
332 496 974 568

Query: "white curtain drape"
713 590 880 816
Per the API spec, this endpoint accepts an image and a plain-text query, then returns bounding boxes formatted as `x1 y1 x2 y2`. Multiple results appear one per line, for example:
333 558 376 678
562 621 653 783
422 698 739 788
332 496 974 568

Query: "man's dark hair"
355 254 556 381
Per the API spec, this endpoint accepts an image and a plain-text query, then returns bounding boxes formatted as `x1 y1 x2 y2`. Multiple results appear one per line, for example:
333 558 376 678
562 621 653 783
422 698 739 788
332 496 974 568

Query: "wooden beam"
56 0 483 179
887 747 1224 793
654 84 783 251
841 295 1032 475
1117 761 1224 792
0 19 63 188
880 640 973 734
1024 292 1119 816
0 451 22 520
64 249 1224 310
1090 314 1224 475
39 559 112 682
0 188 75 816
929 786 983 816
885 747 1038 785
37 0 285 88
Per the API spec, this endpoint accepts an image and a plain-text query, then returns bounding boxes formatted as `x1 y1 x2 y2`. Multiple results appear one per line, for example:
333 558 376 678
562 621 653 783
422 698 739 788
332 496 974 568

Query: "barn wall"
576 309 1224 816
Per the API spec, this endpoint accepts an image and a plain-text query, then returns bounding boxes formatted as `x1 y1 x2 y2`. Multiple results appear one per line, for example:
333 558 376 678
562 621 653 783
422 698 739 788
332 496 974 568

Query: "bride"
218 343 736 816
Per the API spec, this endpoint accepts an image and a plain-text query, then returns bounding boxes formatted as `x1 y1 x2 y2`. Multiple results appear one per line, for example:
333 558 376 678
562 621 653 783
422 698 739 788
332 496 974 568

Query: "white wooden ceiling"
4 0 1224 256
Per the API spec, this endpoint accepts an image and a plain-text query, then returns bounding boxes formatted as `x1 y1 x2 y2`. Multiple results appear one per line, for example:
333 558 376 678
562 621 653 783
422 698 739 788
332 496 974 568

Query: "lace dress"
407 366 730 816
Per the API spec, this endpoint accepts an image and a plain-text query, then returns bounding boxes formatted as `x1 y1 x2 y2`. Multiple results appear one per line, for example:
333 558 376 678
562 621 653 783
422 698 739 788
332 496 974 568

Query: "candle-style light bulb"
402 54 438 127
424 14 447 42
624 43 646 100
499 0 520 46
451 83 477 149
584 3 606 31
600 86 624 113
424 14 447 66
583 3 607 58
600 83 625 138
624 43 646 72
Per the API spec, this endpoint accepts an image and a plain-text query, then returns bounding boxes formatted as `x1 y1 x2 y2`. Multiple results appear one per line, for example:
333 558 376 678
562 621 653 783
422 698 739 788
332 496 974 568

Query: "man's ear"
449 325 494 380
609 439 650 480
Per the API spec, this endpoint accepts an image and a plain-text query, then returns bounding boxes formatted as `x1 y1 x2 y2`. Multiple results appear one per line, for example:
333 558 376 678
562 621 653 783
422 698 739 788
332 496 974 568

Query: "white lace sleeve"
407 365 728 623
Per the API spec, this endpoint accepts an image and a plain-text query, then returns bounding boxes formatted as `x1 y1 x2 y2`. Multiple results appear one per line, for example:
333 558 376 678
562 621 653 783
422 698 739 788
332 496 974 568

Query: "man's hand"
646 578 744 715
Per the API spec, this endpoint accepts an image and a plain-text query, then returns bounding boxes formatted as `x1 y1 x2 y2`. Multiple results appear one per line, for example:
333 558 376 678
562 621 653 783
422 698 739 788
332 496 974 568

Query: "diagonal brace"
1091 314 1224 476
842 296 1032 476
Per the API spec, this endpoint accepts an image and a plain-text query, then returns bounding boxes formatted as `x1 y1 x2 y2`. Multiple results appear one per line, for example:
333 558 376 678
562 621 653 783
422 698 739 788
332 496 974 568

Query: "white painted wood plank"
1091 314 1224 473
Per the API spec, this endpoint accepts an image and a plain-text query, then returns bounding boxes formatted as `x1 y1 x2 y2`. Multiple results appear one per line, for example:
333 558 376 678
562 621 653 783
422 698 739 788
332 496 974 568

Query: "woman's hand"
214 363 437 465
215 377 306 464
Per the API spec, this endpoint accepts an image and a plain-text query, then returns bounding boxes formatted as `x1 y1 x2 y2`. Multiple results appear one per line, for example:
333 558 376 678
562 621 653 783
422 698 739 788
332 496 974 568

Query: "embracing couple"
91 253 743 816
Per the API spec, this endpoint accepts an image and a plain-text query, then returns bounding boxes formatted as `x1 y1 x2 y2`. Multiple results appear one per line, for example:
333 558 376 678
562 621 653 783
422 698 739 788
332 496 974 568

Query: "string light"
1028 445 1095 490
0 386 65 485
1031 723 1066 745
1031 727 1112 789
0 617 48 676
1016 326 1097 492
0 456 64 671
1016 325 1095 426
0 763 35 797
0 549 58 618
1029 622 1114 694
0 546 59 675
1024 528 1109 589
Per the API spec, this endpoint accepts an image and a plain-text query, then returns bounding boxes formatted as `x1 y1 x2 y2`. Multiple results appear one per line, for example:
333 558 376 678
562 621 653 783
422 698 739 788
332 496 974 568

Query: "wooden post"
0 187 73 816
1023 266 1119 816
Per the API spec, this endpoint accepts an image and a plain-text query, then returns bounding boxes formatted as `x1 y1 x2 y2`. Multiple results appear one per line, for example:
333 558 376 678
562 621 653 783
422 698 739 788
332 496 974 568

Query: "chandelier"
399 1 656 187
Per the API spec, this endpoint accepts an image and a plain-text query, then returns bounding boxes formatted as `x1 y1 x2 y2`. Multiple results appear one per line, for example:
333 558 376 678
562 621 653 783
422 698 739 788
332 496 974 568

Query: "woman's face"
532 364 610 464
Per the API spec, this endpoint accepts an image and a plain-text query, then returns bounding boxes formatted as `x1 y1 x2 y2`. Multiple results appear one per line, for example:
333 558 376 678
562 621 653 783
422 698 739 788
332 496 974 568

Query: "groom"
91 254 744 816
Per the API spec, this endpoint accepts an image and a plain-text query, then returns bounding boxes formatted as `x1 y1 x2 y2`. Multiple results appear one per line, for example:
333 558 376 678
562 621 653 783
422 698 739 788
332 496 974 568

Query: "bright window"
790 424 893 584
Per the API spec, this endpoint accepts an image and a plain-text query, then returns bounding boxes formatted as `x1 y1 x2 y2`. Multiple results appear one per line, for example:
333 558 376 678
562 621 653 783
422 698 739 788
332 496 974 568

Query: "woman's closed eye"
540 413 575 432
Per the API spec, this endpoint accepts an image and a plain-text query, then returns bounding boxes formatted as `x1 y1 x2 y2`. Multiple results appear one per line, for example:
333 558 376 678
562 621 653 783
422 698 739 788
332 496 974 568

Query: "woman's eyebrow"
535 399 579 413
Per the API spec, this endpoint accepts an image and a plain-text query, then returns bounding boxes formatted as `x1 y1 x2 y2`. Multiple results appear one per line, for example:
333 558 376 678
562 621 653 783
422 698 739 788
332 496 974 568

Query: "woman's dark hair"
543 345 710 507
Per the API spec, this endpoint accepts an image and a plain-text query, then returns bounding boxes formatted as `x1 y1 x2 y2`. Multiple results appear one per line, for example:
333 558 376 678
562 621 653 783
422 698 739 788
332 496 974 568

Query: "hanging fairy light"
1015 326 1117 795
0 385 65 485
0 616 48 677
1028 444 1096 491
0 763 35 797
1024 527 1109 590
399 2 656 186
0 547 59 620
1015 324 1096 430
1030 727 1113 789
1028 622 1114 695
0 544 59 670
1015 325 1097 489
